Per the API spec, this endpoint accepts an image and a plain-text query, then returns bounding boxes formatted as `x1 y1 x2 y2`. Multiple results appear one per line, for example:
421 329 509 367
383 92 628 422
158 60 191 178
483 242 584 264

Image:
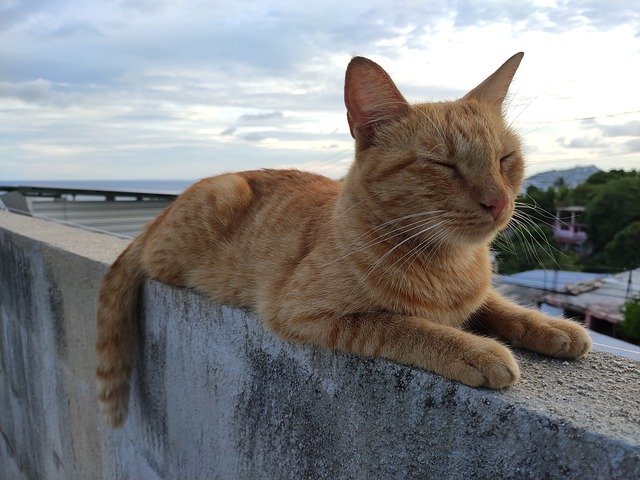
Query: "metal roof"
495 269 606 293
544 268 640 323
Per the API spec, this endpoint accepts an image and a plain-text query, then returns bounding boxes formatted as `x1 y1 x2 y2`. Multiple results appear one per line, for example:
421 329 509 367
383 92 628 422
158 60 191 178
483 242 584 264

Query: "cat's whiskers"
421 224 459 268
378 220 467 301
511 210 552 241
515 198 571 228
333 217 447 278
356 218 448 293
510 211 564 268
493 232 517 256
383 222 452 285
507 216 538 264
323 210 446 267
508 215 560 269
339 188 387 215
348 213 448 255
376 221 449 281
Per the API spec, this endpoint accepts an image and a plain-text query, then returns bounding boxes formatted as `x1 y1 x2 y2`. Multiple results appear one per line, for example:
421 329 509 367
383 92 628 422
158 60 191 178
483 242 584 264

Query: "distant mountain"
521 165 601 192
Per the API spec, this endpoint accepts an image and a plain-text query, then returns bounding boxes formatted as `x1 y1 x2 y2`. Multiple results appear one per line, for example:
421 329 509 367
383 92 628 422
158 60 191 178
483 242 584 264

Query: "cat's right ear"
462 52 524 109
345 57 409 150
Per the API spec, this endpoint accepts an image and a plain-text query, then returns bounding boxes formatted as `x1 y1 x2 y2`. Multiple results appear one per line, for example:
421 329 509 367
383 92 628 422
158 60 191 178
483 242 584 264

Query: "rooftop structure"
496 269 640 360
553 205 589 254
496 269 605 294
0 185 175 238
544 268 640 326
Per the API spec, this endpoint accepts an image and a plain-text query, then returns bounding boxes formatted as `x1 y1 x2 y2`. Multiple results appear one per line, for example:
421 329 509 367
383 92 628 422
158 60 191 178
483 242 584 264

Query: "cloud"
241 132 267 142
557 136 608 149
597 120 640 137
0 79 54 103
2 1 640 180
239 111 285 123
624 138 640 153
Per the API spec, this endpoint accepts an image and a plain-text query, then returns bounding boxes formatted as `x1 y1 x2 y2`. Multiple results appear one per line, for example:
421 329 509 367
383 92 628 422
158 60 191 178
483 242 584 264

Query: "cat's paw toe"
456 342 520 389
526 317 592 359
556 322 591 358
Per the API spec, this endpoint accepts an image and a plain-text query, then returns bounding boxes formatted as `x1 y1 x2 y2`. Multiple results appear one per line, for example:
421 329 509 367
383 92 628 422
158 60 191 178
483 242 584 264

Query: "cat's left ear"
345 56 409 150
463 52 524 108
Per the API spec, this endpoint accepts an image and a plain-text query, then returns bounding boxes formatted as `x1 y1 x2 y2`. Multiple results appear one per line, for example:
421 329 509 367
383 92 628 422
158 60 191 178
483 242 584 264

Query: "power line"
526 152 640 168
516 109 640 125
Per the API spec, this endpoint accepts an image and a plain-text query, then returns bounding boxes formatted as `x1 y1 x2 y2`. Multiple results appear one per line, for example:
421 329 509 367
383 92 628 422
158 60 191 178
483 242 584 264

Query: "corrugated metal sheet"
544 268 640 323
496 269 605 293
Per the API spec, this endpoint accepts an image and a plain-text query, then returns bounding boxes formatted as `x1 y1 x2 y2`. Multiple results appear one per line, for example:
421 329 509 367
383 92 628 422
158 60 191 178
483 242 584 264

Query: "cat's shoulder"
237 169 340 195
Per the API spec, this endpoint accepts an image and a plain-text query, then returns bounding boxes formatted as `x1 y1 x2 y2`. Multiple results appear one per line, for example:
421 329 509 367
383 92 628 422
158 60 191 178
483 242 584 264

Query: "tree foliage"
496 169 640 275
492 225 579 274
602 221 640 271
585 169 639 185
622 297 640 342
584 177 640 253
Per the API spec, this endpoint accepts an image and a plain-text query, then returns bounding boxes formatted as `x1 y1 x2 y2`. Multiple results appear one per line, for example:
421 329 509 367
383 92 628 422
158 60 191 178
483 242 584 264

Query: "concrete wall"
1 211 639 480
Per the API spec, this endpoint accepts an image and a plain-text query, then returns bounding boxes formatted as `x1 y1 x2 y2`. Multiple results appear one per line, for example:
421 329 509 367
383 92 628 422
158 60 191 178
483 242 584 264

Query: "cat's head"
344 53 525 247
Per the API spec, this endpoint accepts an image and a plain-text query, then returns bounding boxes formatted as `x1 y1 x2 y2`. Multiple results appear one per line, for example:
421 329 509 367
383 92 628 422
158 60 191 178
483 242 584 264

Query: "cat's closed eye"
433 161 456 170
425 157 457 173
500 152 516 164
499 152 517 172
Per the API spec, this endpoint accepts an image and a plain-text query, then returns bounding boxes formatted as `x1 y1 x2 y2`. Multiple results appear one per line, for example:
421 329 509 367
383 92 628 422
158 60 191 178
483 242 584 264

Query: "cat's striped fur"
97 53 591 428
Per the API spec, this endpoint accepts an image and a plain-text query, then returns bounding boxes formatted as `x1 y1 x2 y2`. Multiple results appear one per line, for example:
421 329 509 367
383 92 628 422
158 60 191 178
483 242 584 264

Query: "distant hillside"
522 165 601 192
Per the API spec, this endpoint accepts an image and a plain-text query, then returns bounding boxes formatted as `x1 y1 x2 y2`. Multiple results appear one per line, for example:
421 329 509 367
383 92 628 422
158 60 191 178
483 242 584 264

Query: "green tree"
602 221 640 271
493 225 580 274
520 185 556 225
555 184 573 207
585 169 639 185
572 182 601 205
583 177 640 253
622 297 640 342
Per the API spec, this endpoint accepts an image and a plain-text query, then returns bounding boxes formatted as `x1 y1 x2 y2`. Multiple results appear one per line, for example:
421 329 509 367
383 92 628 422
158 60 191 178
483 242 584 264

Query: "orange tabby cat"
97 52 591 428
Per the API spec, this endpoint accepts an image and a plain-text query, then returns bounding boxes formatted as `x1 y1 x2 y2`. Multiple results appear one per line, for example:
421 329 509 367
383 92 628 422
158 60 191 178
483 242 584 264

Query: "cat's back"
233 169 341 236
149 168 340 250
142 168 341 307
238 168 340 205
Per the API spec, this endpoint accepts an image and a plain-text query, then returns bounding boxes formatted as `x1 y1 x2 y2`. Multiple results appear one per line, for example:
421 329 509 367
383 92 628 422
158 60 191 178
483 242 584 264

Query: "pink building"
553 206 589 253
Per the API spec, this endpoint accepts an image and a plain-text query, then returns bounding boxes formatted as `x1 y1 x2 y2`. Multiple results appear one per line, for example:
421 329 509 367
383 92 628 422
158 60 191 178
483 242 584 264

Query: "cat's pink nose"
482 198 508 221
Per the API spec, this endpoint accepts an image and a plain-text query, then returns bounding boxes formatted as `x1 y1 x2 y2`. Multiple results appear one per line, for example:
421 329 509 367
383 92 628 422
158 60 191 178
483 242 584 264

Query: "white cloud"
1 0 639 180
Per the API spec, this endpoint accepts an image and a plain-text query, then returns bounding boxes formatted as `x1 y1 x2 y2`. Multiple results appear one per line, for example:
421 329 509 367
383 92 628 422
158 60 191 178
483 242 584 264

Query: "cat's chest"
378 252 492 324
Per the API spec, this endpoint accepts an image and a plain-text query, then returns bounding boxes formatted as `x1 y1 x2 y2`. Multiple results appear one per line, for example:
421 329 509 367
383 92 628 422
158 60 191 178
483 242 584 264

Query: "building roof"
555 206 585 213
544 268 640 324
495 269 605 294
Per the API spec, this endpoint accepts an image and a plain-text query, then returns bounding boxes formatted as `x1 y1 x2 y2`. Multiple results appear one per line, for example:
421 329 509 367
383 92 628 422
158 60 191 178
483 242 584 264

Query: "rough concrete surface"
1 212 639 480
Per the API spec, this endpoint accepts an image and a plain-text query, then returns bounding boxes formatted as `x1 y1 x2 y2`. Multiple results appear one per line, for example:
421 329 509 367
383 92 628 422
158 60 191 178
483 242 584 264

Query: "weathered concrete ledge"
1 211 639 479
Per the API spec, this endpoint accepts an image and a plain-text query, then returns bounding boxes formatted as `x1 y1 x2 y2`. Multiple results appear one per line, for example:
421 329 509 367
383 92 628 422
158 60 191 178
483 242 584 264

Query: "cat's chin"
454 224 503 247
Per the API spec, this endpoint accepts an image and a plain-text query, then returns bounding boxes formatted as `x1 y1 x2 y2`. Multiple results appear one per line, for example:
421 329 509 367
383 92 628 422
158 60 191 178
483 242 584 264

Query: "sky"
1 0 639 181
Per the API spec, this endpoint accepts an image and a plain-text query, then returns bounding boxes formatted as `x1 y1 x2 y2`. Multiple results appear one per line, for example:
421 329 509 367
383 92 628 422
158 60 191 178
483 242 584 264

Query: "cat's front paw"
452 340 520 389
521 315 591 359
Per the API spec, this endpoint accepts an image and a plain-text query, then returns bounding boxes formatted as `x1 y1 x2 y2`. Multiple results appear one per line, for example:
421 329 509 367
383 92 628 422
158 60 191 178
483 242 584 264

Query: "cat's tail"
96 236 146 428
